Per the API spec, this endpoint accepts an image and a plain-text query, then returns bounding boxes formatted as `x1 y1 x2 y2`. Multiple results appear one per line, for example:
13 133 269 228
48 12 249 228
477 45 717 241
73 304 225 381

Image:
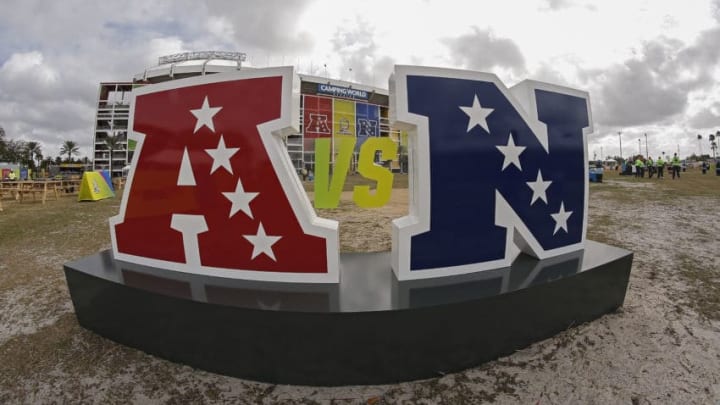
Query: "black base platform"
64 241 632 386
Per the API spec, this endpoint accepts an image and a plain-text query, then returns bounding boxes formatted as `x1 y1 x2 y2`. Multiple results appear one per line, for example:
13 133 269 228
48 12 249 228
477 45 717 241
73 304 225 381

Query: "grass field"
589 169 719 321
0 168 718 403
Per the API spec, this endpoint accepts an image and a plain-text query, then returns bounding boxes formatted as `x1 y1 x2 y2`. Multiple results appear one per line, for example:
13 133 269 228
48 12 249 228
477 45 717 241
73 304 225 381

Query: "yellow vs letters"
313 136 397 208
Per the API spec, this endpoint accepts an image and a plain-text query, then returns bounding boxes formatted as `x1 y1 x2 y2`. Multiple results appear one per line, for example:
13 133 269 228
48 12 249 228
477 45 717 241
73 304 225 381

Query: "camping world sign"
110 66 592 282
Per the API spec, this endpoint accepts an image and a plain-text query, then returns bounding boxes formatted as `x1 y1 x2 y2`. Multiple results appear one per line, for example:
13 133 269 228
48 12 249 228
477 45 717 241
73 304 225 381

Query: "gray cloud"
0 0 313 157
205 0 317 57
1 0 719 160
444 28 526 75
586 30 720 128
543 0 572 10
688 103 720 129
330 19 396 88
538 0 597 12
532 62 577 87
592 60 688 127
675 27 720 80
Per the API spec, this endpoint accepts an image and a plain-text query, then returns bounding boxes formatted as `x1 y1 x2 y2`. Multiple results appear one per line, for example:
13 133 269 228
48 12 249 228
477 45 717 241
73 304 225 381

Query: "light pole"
638 138 641 156
618 131 623 161
644 133 648 157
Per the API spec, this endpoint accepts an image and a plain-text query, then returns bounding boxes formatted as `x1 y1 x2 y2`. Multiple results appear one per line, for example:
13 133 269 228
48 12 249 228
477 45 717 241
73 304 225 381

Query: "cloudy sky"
1 0 720 160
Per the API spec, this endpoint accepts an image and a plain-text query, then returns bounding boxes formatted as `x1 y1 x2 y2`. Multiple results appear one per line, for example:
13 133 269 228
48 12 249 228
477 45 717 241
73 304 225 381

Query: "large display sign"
302 95 379 143
303 95 332 138
391 66 591 280
317 83 369 100
112 66 590 283
110 68 339 283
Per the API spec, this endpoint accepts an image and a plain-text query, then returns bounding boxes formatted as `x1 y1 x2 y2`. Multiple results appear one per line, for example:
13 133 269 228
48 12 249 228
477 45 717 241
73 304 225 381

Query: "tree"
0 126 6 158
26 141 42 171
36 151 44 169
104 133 125 177
698 134 703 156
42 156 54 171
0 126 16 163
710 134 717 159
60 140 80 162
3 139 25 164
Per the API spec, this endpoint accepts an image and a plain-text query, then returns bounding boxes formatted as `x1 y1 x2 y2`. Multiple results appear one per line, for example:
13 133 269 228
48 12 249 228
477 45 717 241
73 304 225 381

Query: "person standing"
671 153 681 179
635 156 645 178
656 155 665 179
647 156 654 178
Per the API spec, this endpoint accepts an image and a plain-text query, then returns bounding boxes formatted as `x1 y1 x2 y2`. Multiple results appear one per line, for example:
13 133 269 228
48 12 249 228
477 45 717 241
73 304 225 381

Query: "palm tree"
5 139 25 164
35 151 44 174
0 126 6 157
60 140 80 162
105 133 125 177
697 134 702 156
26 141 42 170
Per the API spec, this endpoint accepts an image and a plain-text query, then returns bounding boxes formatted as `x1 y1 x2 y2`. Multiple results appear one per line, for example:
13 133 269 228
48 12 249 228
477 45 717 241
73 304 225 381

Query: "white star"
496 133 526 171
222 178 259 219
205 135 239 174
551 201 573 235
459 94 494 133
243 223 282 261
190 96 222 133
526 170 553 205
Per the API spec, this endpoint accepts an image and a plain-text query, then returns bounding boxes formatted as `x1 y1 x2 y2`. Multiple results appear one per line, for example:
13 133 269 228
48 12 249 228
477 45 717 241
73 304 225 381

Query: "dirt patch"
311 188 409 252
1 172 719 403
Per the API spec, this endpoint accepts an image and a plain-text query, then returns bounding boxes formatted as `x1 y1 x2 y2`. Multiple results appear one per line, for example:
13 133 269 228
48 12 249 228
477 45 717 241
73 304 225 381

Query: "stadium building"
92 51 406 176
92 82 133 178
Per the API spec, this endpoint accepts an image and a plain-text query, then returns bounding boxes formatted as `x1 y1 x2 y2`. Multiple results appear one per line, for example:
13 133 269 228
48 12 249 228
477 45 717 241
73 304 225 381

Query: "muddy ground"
0 173 719 404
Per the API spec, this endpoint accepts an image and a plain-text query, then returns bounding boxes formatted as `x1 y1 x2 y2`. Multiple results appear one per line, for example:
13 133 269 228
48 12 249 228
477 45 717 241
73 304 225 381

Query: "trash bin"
716 165 720 176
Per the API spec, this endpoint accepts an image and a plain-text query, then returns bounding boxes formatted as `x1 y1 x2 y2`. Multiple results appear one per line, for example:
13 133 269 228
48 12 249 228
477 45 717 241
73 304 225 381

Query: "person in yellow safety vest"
7 171 16 181
671 153 681 179
646 156 654 178
656 156 665 179
635 156 645 178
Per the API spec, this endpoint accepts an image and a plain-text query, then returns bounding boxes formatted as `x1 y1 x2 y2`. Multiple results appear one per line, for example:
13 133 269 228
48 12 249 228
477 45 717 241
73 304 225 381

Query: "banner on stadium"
333 99 356 138
317 83 369 101
355 102 379 151
303 95 332 138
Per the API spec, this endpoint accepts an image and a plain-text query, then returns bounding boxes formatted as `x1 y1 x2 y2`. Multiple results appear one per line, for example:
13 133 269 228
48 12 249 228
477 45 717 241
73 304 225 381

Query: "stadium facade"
92 51 406 176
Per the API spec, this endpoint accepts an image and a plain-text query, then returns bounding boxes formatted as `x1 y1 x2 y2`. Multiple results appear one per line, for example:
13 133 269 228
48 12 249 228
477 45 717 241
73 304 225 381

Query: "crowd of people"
631 152 684 179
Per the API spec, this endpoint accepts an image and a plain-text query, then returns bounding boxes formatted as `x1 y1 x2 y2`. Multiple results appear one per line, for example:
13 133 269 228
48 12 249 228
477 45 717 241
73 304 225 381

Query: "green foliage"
1 138 26 164
104 133 125 173
60 140 80 162
25 141 42 170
